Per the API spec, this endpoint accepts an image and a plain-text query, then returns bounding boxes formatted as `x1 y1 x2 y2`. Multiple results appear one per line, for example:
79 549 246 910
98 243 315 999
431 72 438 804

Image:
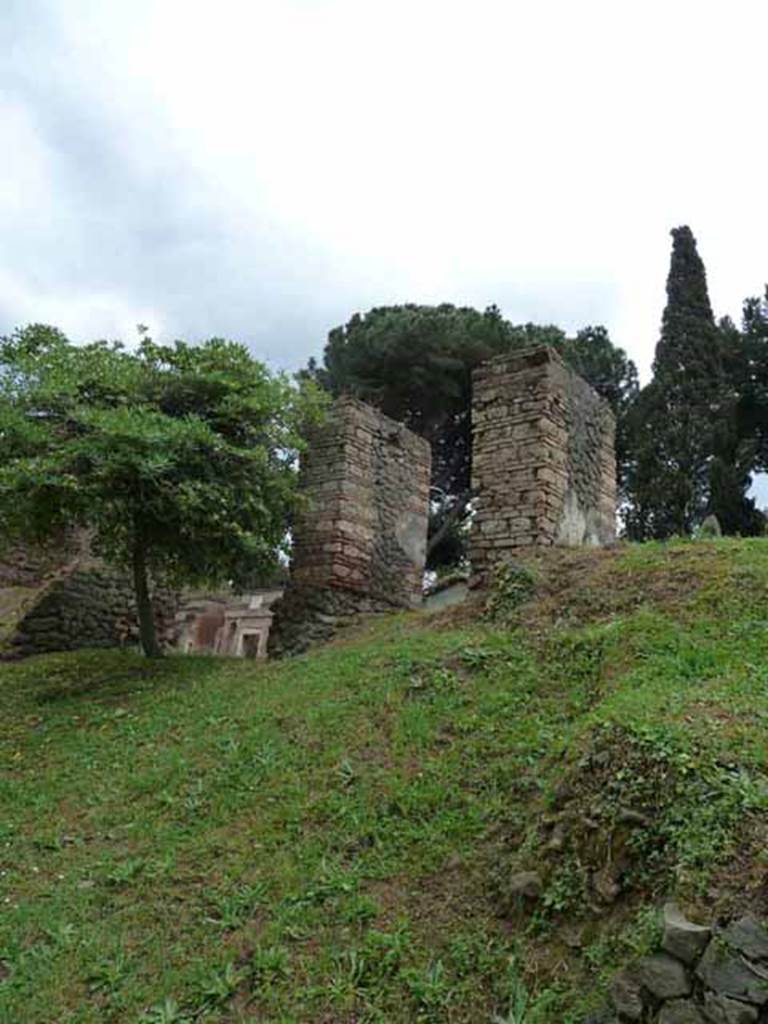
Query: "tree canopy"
0 326 324 655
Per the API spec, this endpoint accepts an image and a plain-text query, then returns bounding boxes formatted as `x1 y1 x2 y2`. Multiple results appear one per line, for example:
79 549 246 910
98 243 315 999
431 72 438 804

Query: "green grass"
0 586 36 646
2 538 768 1022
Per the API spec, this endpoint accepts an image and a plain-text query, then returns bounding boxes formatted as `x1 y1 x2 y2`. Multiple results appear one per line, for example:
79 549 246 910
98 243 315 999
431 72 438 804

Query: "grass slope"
1 540 768 1023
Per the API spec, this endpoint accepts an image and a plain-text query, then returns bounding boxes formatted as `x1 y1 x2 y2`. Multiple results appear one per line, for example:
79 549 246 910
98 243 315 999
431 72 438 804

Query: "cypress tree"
627 227 724 537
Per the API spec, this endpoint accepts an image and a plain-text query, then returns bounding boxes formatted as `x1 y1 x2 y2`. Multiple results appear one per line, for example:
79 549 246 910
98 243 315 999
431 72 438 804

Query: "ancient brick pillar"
269 397 431 655
469 346 616 581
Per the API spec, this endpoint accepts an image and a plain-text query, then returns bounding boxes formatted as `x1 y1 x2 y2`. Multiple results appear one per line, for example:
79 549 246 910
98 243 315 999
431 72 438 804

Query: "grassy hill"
2 539 768 1023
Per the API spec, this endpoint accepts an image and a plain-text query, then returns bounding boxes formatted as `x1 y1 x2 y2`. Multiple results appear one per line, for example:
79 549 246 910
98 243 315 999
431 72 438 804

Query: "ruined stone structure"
469 346 616 581
175 590 282 658
2 350 616 660
597 906 768 1023
0 535 176 659
269 396 431 656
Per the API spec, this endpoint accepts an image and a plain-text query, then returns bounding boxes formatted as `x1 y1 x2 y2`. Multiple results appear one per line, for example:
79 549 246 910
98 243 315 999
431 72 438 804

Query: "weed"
86 952 129 995
105 856 146 886
337 926 410 995
196 960 243 1008
139 998 191 1024
403 959 450 1015
485 561 538 622
249 945 289 989
491 958 559 1024
206 881 268 930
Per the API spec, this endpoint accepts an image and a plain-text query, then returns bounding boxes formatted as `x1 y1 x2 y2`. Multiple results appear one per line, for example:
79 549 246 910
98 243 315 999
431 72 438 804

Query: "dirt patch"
516 546 709 630
421 545 721 639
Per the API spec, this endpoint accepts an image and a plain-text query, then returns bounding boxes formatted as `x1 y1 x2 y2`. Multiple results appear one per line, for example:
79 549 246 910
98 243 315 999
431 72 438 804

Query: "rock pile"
603 905 768 1023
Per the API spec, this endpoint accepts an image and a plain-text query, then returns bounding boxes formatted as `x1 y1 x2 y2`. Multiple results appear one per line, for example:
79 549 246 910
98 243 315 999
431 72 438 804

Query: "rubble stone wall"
269 397 431 657
469 346 616 582
0 535 86 587
594 906 768 1023
6 569 176 659
1 537 176 659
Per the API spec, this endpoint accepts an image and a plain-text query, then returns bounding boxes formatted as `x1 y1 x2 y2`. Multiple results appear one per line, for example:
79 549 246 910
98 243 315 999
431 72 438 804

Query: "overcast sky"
2 0 766 382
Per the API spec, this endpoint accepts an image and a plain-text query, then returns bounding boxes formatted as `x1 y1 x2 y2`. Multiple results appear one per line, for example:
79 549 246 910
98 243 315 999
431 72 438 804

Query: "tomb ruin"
268 396 432 656
469 345 616 582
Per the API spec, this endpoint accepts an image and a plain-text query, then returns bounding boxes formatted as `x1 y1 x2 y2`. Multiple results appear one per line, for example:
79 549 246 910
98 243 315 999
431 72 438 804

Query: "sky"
2 0 767 384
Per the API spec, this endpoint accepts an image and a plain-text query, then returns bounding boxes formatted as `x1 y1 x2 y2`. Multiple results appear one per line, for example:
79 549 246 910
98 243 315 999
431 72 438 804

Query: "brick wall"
469 346 616 581
269 397 431 656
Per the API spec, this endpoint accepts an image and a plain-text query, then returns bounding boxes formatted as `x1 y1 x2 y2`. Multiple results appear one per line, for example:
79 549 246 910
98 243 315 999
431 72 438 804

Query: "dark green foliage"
483 561 537 622
737 289 768 472
625 227 764 539
310 303 521 498
0 325 324 654
310 304 636 566
629 227 722 537
308 304 537 569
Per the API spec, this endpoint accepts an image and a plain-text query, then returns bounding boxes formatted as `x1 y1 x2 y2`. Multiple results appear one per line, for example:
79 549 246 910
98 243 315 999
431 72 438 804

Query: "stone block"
662 903 712 964
696 941 768 1005
659 999 706 1023
703 991 759 1024
635 953 691 1000
609 967 645 1021
722 916 768 962
271 397 431 655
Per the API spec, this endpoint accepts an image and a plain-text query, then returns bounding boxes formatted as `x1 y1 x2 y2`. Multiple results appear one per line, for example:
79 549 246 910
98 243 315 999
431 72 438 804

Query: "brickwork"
469 346 616 581
269 397 431 656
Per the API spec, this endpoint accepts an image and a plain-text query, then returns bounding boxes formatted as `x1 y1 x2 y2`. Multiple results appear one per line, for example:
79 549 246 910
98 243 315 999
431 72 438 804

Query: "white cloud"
1 0 766 376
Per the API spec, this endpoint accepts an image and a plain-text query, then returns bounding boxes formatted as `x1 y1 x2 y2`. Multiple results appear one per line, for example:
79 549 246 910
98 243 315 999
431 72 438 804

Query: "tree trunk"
427 490 471 556
132 535 162 658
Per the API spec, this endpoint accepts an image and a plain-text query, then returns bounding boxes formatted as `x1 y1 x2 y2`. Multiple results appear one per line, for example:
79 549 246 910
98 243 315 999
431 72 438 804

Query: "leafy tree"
0 325 323 656
308 304 517 567
309 304 636 567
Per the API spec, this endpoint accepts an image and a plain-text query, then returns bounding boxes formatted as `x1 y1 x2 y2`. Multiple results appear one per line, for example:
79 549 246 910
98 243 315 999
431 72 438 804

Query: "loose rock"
722 915 768 962
584 1011 618 1024
609 967 645 1021
658 999 707 1024
703 991 759 1024
636 953 691 1000
662 903 712 965
594 865 622 904
506 871 542 900
696 941 768 1006
618 807 653 828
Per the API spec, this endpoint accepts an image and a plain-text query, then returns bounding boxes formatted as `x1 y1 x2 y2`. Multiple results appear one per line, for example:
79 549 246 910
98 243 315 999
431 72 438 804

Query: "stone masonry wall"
269 397 431 656
0 536 176 659
0 536 84 587
593 905 768 1023
469 346 616 582
6 569 177 659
